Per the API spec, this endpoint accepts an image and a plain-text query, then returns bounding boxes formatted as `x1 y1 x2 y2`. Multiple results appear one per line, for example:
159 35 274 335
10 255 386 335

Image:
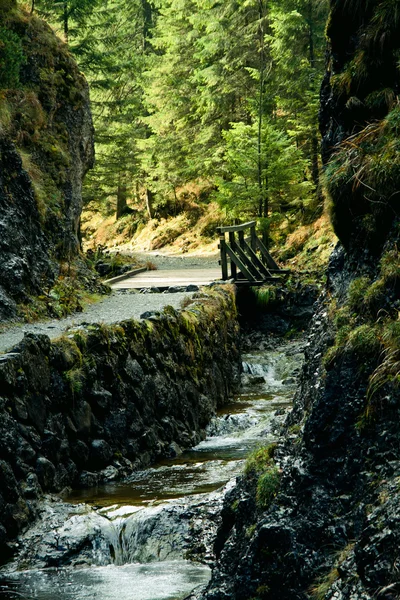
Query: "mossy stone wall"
0 286 240 562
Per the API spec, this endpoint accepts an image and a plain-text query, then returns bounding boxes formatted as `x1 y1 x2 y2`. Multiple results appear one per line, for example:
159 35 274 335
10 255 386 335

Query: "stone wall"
0 286 240 562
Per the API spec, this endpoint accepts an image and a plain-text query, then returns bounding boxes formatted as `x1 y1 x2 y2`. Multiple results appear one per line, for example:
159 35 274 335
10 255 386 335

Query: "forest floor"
0 253 220 354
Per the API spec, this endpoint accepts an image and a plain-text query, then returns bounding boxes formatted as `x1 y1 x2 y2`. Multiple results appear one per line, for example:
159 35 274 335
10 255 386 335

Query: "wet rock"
79 471 99 488
22 473 42 499
167 442 183 457
70 440 89 469
89 439 113 469
36 457 56 491
73 402 92 436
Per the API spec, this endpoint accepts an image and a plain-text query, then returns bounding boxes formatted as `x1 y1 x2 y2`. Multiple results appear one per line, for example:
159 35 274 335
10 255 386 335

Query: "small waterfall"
118 504 189 564
241 360 273 377
206 413 258 437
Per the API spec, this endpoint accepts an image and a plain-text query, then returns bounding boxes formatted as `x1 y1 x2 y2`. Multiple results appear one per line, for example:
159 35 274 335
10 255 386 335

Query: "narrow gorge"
1 1 400 600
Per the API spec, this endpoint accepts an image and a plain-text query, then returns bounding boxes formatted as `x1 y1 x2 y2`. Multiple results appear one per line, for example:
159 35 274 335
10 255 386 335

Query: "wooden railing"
217 221 286 284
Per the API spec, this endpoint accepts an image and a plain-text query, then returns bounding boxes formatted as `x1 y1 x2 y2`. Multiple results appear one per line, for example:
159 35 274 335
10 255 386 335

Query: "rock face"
0 6 94 320
320 0 400 254
0 287 240 562
194 3 400 599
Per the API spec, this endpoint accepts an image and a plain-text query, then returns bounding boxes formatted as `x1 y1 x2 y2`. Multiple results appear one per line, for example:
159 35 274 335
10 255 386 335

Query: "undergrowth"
325 242 400 423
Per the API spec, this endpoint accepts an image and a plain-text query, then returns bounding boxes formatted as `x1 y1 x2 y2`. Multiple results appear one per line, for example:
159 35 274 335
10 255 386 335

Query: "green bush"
0 26 25 89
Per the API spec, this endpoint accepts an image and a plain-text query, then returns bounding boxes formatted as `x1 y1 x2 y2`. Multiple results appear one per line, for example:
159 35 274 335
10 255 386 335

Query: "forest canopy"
3 0 329 241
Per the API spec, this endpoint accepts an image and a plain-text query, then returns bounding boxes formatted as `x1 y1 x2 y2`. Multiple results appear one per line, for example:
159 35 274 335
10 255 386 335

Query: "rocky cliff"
0 1 94 320
194 3 400 599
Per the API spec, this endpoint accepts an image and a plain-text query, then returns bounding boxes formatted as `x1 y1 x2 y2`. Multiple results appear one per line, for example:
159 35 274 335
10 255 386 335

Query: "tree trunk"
116 175 128 219
145 188 154 219
63 1 69 41
257 0 266 219
308 0 323 205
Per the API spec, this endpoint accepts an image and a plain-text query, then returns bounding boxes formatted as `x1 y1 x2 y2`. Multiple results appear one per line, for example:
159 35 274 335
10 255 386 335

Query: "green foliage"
0 26 25 89
64 0 328 225
366 318 400 408
215 120 312 219
256 466 281 508
64 367 84 394
347 324 381 357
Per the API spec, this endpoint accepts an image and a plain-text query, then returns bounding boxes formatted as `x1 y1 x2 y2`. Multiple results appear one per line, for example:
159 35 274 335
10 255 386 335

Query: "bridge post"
219 232 228 280
229 232 237 279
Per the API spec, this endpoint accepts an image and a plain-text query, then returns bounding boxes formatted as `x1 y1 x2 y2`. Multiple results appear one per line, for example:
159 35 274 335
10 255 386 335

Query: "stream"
0 340 304 600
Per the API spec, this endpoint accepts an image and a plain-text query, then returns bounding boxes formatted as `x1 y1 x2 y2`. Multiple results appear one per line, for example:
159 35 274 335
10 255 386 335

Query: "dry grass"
82 201 223 255
277 213 337 272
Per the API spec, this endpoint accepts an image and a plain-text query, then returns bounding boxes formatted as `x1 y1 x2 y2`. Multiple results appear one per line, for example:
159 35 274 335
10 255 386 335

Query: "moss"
254 286 277 310
53 335 83 369
256 466 281 509
245 524 257 538
245 443 277 475
380 247 400 285
64 367 84 394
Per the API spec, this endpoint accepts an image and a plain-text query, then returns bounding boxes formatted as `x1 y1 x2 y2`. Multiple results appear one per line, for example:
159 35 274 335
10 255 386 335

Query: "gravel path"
0 253 221 355
126 251 220 271
0 290 194 354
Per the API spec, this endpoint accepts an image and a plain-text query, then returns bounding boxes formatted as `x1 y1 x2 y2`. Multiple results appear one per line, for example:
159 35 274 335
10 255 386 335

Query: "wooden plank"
230 240 262 280
217 221 256 234
254 236 281 270
225 243 255 281
234 278 281 286
250 225 257 253
229 232 237 279
240 239 274 279
220 235 228 280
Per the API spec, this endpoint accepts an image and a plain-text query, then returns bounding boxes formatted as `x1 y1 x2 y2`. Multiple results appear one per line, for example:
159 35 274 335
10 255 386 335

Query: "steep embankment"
195 3 400 600
0 1 93 320
0 286 239 563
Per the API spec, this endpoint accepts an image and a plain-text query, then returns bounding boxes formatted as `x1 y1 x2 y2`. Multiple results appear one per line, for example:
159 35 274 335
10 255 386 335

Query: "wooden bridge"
217 221 287 285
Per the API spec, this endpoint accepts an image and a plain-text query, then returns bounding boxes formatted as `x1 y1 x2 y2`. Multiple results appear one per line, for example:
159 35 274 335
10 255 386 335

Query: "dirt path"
0 252 221 355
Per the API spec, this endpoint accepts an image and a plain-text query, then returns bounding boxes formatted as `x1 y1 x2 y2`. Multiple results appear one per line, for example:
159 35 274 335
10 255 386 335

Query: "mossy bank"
0 0 94 320
0 286 240 563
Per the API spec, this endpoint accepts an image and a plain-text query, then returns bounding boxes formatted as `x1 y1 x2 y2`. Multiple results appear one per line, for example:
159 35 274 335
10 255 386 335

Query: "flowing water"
0 341 303 600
